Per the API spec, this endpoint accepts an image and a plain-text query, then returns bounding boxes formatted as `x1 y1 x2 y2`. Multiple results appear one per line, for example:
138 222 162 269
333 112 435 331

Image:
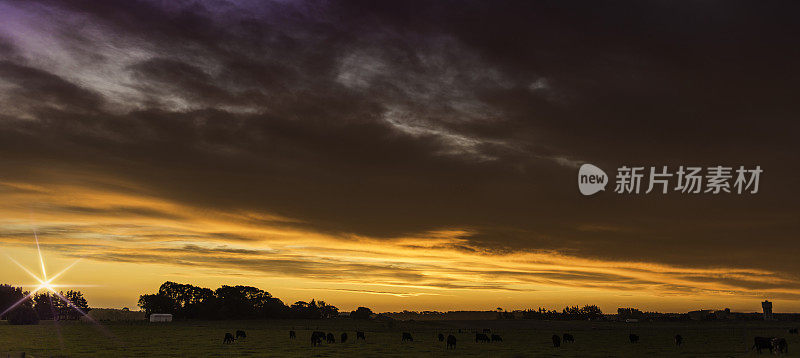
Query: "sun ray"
34 230 47 282
45 259 82 284
5 255 45 285
48 288 92 318
0 289 39 318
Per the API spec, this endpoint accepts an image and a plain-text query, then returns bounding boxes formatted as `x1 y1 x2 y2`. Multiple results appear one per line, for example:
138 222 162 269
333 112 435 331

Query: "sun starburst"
1 232 94 320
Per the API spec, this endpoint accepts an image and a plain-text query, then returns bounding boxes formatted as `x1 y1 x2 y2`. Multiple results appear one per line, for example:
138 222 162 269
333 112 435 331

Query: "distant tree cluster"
138 281 367 320
520 305 604 320
0 284 90 325
33 291 90 320
617 307 645 320
350 306 373 319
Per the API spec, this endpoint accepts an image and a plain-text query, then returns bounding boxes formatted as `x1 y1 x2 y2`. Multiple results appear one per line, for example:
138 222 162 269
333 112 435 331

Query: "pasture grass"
1 319 798 357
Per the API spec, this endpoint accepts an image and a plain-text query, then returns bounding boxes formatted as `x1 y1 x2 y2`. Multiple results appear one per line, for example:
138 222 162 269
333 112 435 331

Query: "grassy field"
1 319 798 357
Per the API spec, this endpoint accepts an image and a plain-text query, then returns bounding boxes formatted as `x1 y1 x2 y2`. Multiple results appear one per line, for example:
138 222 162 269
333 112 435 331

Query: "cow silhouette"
446 334 457 349
357 331 366 340
629 334 639 343
311 331 326 346
491 334 502 342
752 336 773 353
402 332 413 342
475 333 490 343
562 333 574 343
235 330 246 340
341 332 348 343
289 330 296 339
438 333 445 342
674 334 682 347
326 332 335 343
552 334 561 347
223 332 235 344
772 337 788 354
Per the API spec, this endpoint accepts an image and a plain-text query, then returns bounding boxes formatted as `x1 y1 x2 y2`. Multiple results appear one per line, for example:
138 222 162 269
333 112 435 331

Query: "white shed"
149 313 173 322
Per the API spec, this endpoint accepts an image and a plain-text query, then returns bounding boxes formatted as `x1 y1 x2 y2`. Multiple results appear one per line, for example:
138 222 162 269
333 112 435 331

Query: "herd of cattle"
222 328 503 349
220 326 798 353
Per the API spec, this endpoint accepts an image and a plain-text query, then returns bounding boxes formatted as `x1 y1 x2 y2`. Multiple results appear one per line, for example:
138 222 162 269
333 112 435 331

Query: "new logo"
578 164 608 196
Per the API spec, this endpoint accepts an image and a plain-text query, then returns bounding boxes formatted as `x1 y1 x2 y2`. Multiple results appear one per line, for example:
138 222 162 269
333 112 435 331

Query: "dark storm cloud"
0 0 799 284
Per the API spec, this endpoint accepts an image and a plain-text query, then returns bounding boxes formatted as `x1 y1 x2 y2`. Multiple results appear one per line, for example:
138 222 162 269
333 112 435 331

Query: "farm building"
149 314 173 322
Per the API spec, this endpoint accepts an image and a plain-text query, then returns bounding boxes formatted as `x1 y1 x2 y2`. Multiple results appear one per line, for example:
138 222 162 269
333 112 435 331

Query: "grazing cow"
223 333 235 344
311 334 322 347
289 330 296 339
357 331 366 340
772 337 788 354
326 333 335 344
552 334 561 348
674 334 683 347
402 332 414 342
438 333 445 342
789 328 799 335
491 334 502 342
446 334 457 349
341 332 348 343
311 331 326 346
475 333 490 343
562 333 574 343
482 328 491 333
629 334 639 343
235 330 246 340
752 337 773 354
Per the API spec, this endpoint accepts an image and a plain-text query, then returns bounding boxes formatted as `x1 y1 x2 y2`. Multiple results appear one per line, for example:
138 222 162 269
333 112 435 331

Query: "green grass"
1 319 798 357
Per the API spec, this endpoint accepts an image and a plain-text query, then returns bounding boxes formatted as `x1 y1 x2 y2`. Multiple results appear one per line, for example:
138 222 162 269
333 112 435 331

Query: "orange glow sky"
1 179 797 313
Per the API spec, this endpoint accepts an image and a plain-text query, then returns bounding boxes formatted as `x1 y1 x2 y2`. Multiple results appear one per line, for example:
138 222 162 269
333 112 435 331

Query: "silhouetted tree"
290 300 320 319
582 305 603 320
8 303 38 325
617 307 644 320
137 282 336 320
561 305 603 320
55 290 90 320
33 292 55 320
157 281 216 319
1 285 90 322
216 285 264 318
138 293 176 318
521 305 602 320
351 306 373 319
0 284 26 320
258 295 288 319
0 285 38 324
316 300 339 318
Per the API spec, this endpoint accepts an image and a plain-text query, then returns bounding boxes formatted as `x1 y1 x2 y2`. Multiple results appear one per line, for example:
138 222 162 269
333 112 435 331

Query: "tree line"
518 305 604 320
138 281 374 320
0 284 91 325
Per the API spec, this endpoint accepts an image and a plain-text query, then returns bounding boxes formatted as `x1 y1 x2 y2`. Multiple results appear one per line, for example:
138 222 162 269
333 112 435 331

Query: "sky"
0 0 799 313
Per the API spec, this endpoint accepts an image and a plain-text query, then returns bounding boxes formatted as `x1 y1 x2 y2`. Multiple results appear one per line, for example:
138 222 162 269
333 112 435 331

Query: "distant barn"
149 314 173 322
